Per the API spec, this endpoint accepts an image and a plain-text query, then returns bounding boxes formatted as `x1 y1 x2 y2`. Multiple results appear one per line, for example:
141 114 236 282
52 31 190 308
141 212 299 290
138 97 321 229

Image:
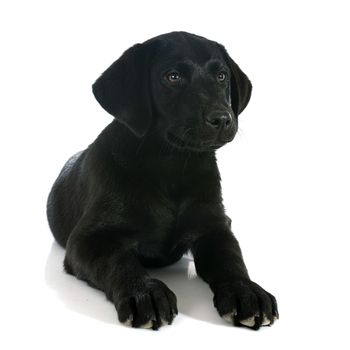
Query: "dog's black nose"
205 112 232 129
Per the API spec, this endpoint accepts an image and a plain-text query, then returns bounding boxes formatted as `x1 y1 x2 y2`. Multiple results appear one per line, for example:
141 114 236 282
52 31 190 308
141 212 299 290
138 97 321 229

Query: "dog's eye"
217 71 227 82
166 71 182 83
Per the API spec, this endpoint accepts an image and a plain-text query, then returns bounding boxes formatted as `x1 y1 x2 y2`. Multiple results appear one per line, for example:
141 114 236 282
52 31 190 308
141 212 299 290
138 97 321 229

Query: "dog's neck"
94 119 217 167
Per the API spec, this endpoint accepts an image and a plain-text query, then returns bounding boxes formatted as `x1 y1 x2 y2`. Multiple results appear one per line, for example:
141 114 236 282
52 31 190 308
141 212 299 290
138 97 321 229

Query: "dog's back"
47 150 86 247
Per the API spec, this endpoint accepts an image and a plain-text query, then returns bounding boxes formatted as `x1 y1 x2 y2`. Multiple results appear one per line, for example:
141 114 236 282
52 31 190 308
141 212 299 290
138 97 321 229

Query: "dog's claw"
240 316 256 327
140 320 154 329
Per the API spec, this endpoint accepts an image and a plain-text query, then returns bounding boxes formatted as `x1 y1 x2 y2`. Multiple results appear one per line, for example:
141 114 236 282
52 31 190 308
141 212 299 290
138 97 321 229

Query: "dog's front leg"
191 230 278 329
64 228 177 330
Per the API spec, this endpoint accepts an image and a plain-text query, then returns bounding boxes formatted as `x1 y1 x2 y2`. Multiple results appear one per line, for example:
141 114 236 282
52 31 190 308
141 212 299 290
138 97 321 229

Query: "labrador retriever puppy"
47 31 278 330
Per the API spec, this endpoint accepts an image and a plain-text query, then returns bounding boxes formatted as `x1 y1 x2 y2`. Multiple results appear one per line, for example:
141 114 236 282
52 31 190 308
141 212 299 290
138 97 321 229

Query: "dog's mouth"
166 132 225 151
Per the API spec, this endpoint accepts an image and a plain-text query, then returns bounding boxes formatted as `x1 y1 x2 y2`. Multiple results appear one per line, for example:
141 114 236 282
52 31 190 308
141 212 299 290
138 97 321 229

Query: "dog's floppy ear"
92 40 160 137
218 45 252 116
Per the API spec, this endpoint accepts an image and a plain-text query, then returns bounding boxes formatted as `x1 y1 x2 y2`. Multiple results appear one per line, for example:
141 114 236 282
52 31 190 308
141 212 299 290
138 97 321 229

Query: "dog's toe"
222 310 237 323
122 315 133 327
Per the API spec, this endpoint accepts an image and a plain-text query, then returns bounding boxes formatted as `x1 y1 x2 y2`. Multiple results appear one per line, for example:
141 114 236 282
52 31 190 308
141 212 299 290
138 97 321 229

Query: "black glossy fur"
47 31 278 330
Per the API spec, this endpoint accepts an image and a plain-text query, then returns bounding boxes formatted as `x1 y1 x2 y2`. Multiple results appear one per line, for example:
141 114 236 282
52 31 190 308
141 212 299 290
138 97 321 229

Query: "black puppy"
47 31 278 330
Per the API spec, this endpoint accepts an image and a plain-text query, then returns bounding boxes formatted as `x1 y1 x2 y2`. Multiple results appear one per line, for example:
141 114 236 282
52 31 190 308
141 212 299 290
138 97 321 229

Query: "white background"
1 0 349 348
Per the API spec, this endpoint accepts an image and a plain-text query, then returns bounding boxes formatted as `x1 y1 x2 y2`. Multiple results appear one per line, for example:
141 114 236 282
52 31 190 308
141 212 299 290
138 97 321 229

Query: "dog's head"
93 31 252 151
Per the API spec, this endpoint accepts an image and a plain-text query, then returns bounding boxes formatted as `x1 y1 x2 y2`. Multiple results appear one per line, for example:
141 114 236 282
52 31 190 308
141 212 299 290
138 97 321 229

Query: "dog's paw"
115 278 178 330
213 279 278 330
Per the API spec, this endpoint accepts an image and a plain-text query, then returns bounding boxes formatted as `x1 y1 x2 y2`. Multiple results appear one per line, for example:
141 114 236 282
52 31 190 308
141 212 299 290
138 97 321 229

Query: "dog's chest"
133 200 191 267
132 178 197 266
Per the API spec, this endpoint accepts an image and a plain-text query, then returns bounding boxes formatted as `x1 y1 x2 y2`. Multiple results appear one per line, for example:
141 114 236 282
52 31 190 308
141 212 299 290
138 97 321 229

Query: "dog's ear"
218 45 252 116
92 40 160 137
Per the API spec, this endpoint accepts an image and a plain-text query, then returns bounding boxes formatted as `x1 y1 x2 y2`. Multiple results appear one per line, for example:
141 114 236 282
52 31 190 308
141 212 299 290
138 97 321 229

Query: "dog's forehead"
154 32 223 66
